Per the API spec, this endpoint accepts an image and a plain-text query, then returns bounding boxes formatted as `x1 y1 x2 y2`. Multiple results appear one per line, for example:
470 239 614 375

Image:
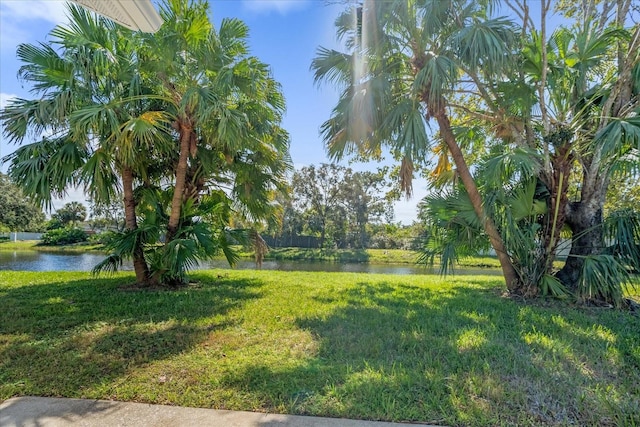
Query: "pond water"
0 250 501 276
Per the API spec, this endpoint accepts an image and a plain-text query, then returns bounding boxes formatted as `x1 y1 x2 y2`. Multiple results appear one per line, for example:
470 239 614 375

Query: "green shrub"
41 227 88 246
88 230 118 245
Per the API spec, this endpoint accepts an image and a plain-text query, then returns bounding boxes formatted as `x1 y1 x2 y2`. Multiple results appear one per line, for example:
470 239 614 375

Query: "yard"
0 270 638 426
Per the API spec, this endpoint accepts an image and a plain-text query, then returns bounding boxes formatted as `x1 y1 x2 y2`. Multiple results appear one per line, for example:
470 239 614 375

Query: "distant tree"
89 199 125 231
52 202 87 226
0 173 46 232
292 164 344 248
338 168 393 248
605 175 640 216
368 222 422 250
291 164 392 248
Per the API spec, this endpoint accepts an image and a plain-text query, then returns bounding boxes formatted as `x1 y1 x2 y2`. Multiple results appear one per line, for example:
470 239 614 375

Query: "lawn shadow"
218 278 640 426
0 273 264 399
0 396 119 427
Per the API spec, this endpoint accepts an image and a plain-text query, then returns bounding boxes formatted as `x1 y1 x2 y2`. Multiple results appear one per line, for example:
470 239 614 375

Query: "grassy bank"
0 240 105 253
1 270 638 426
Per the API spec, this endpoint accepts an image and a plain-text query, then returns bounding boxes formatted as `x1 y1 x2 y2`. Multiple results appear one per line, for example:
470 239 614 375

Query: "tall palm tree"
135 0 291 284
0 4 164 285
412 4 639 304
312 0 524 292
2 0 291 287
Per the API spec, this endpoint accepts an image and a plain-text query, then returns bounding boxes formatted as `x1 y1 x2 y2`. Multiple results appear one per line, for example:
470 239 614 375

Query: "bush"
45 219 65 230
88 230 118 245
41 227 88 246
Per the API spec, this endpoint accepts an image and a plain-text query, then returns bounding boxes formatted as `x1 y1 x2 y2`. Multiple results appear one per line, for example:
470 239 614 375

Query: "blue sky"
0 0 428 222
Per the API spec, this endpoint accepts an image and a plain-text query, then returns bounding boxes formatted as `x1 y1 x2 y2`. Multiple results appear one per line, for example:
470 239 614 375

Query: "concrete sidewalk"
0 397 439 427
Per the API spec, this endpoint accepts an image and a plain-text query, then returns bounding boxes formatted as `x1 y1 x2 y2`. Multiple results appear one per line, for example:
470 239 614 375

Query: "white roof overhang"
69 0 162 33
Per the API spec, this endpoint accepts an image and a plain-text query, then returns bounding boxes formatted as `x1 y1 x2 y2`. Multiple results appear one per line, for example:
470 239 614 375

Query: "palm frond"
594 115 640 166
578 254 630 307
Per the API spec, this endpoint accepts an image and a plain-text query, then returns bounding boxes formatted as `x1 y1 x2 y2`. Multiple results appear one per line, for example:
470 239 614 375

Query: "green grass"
264 247 418 264
1 270 638 426
0 240 105 253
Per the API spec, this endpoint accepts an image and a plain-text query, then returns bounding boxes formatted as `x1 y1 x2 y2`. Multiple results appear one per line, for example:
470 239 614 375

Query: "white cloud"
0 0 68 50
242 0 309 15
0 0 68 25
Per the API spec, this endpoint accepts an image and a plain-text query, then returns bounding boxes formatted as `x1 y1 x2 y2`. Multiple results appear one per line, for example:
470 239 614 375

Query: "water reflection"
0 250 501 276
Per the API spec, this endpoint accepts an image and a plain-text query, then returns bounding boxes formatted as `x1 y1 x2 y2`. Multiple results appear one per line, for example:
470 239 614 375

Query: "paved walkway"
0 397 440 427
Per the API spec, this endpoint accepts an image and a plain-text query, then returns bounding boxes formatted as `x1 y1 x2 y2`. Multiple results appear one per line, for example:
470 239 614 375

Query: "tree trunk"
166 121 192 243
320 223 326 249
122 166 150 285
556 192 606 290
541 136 573 274
433 107 522 294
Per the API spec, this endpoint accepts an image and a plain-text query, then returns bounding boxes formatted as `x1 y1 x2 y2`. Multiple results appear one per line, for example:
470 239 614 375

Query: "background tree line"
261 163 421 249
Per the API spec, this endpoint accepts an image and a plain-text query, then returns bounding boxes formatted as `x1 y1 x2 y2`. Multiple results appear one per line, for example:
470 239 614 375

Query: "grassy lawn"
1 270 638 426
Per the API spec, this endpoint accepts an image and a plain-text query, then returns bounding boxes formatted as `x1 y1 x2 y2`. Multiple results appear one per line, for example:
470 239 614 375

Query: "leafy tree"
52 202 87 226
605 175 640 215
0 173 46 232
337 168 393 248
290 163 392 248
89 199 125 231
292 164 345 248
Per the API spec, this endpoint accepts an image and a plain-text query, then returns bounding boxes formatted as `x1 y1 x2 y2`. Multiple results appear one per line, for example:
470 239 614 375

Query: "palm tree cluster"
313 0 639 305
1 0 291 287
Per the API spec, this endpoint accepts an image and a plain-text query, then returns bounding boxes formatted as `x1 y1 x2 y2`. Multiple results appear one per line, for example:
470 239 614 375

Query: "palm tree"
135 0 291 285
2 0 290 287
312 0 524 292
494 3 640 303
412 3 639 304
0 4 163 285
550 23 640 295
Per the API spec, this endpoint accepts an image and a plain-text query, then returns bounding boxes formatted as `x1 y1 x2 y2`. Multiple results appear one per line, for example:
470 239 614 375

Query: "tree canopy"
286 163 393 248
52 202 87 226
0 173 46 232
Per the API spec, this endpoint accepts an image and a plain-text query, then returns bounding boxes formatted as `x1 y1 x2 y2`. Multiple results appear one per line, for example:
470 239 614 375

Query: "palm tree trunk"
433 107 522 293
122 166 149 285
167 121 192 242
541 141 573 274
556 187 606 290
